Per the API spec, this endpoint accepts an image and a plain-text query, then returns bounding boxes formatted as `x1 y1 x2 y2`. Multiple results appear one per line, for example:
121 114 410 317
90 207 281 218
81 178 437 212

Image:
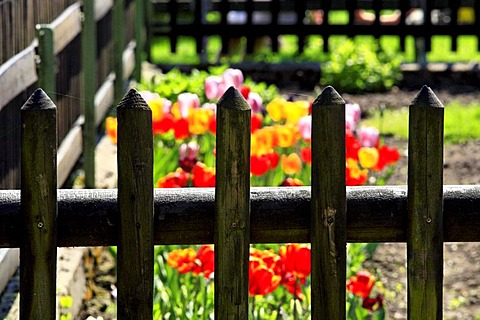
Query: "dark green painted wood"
113 0 125 103
117 89 154 319
311 86 346 319
215 87 251 319
36 26 56 102
134 0 145 81
20 88 57 320
82 0 96 188
407 86 444 320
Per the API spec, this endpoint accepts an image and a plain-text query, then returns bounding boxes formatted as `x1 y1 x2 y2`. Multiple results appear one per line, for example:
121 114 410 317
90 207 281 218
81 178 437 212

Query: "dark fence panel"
0 0 77 65
96 10 114 90
0 86 35 189
55 34 83 144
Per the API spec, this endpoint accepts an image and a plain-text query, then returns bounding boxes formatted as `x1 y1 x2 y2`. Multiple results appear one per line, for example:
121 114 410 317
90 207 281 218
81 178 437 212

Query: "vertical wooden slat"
82 0 97 188
215 87 251 319
407 85 444 319
311 86 346 319
117 89 154 319
133 0 144 81
20 88 57 319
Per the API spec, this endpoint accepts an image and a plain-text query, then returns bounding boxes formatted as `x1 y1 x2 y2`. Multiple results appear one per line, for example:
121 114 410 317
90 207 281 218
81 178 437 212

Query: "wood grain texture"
311 86 346 319
407 86 444 319
20 88 57 319
215 87 251 319
116 89 154 319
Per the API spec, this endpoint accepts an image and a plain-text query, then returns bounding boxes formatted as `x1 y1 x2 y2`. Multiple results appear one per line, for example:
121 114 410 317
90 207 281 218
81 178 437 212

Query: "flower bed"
104 67 401 318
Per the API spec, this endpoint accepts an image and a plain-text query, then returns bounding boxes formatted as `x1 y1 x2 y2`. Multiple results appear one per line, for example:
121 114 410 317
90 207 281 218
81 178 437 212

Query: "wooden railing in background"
0 0 139 190
1 84 476 319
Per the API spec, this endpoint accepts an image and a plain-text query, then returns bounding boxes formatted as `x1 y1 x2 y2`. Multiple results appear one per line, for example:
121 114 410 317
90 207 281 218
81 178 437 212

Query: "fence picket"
117 89 154 319
407 85 444 319
215 87 251 319
20 88 58 319
311 86 347 319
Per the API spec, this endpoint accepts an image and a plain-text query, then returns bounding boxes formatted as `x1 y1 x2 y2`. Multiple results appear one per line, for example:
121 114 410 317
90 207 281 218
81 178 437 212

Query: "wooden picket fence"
3 84 480 319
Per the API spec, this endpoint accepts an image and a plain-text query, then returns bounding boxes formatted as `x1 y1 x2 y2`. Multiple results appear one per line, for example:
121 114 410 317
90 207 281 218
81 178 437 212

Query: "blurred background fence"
146 0 480 60
0 0 139 190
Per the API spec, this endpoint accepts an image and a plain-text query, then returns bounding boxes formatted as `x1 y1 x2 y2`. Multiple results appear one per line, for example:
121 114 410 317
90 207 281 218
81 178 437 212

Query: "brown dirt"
348 87 480 320
77 86 480 319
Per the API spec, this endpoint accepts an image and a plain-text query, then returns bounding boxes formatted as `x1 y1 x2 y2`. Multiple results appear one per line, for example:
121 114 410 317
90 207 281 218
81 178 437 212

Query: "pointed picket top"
117 88 150 110
21 88 56 111
313 85 345 107
217 86 251 111
410 85 444 109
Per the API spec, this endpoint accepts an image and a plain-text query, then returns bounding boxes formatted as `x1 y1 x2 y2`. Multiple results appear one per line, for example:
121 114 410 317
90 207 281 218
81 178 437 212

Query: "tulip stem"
293 279 299 320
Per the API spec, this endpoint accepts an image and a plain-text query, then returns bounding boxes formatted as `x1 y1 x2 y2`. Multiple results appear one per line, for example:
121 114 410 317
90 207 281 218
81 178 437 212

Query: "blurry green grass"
360 102 480 144
149 10 480 64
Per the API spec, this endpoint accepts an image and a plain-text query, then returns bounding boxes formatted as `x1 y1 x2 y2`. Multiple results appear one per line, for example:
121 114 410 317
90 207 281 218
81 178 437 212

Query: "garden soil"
78 86 480 319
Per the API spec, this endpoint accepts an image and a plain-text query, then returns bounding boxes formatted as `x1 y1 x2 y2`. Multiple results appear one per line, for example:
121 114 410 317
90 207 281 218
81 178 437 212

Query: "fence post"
36 25 56 102
117 89 154 318
113 0 125 103
82 0 97 188
407 86 444 319
311 86 346 319
20 88 58 319
134 0 145 81
215 87 251 319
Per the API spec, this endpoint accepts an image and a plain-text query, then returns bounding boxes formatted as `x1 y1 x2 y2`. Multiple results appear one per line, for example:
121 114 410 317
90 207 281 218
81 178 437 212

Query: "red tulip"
346 270 376 299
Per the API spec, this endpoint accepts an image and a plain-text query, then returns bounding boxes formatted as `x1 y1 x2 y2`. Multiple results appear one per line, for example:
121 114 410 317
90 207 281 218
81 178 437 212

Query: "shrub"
321 39 402 93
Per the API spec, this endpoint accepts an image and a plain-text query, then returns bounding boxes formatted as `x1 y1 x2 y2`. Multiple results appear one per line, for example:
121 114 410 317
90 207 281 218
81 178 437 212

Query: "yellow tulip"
358 147 379 169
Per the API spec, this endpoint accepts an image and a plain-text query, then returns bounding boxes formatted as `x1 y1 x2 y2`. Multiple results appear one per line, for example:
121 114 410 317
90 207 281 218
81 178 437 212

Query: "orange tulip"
281 153 302 175
105 117 118 144
167 248 196 274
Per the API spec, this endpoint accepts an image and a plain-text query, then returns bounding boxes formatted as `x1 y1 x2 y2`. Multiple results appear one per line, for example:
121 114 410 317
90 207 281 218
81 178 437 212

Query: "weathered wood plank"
20 88 57 319
94 0 114 21
57 116 83 188
407 86 444 319
0 44 38 110
214 87 251 319
1 186 480 247
311 86 346 319
50 3 82 54
116 89 154 319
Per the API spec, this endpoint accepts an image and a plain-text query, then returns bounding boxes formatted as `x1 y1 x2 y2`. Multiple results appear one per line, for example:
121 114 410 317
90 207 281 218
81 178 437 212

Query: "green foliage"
138 66 279 105
361 102 480 144
321 39 402 93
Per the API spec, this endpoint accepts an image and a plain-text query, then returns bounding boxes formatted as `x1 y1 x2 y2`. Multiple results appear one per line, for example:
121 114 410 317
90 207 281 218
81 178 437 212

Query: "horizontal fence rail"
4 84 472 318
2 185 480 247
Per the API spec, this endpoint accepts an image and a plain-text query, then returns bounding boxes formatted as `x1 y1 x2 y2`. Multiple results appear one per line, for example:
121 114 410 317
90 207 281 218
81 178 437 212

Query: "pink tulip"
178 93 200 119
205 76 223 100
346 103 361 124
222 68 244 89
247 92 263 114
358 126 380 148
345 115 356 132
139 90 161 103
163 98 173 114
298 116 312 141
